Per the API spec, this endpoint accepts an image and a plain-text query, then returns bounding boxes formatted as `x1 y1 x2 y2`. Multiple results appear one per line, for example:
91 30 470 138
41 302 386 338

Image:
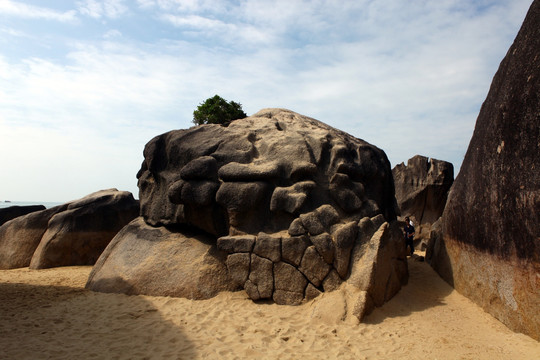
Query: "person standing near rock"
404 217 415 256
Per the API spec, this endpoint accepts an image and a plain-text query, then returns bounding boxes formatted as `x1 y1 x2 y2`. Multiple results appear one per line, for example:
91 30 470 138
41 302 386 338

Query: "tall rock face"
427 0 540 340
89 109 408 318
393 155 454 246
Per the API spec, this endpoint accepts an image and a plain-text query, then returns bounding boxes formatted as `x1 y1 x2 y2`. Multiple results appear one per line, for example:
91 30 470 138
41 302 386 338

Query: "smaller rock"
305 283 322 301
270 181 315 214
226 253 250 287
299 205 340 236
253 232 281 262
299 212 325 236
247 254 274 299
288 218 306 236
180 156 218 181
281 235 310 266
299 246 331 287
274 261 308 292
332 221 359 278
310 232 335 264
217 235 256 253
329 173 363 212
218 161 281 181
316 205 341 230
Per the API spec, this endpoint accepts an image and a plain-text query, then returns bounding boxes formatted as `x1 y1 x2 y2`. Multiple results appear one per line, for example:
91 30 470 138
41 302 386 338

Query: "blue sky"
0 0 533 202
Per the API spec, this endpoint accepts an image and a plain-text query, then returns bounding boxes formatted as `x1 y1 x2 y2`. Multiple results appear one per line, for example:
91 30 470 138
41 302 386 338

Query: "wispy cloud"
77 0 129 19
0 0 78 22
0 0 534 202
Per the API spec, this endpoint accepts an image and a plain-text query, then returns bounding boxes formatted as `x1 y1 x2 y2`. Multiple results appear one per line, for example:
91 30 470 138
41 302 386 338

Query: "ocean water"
0 201 64 209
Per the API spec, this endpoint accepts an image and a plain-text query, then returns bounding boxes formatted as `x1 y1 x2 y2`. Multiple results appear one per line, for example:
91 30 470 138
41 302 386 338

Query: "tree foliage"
193 95 247 125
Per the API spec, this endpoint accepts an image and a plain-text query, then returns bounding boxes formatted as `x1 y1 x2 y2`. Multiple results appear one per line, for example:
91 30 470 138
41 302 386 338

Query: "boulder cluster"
0 189 139 269
392 155 454 248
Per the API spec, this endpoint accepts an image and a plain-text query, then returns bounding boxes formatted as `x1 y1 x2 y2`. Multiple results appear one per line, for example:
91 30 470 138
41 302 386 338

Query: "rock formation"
393 155 454 248
88 108 408 319
0 189 139 269
0 205 46 226
427 0 540 340
0 205 68 269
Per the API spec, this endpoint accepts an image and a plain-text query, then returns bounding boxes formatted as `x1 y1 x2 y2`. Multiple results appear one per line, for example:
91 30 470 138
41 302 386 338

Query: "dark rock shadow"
0 279 196 359
363 257 454 324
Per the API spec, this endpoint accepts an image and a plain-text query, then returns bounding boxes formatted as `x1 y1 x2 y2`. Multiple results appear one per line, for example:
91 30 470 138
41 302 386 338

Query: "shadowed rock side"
0 205 46 227
427 0 540 341
393 155 454 248
0 189 139 270
88 108 407 319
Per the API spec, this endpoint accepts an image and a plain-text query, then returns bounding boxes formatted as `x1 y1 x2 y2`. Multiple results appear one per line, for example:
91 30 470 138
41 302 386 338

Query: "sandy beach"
1 255 538 360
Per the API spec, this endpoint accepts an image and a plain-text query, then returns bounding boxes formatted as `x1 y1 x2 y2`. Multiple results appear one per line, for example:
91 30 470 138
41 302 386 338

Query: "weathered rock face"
86 217 236 299
0 205 46 226
29 189 140 269
0 189 139 270
427 0 540 341
89 109 407 317
137 108 398 235
393 155 454 247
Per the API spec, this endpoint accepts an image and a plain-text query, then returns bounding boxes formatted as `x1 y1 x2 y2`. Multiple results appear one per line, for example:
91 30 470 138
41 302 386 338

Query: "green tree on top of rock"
193 95 247 125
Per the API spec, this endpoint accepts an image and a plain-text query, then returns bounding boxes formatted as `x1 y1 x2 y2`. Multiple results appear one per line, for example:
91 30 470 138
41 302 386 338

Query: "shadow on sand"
0 279 196 359
364 255 454 325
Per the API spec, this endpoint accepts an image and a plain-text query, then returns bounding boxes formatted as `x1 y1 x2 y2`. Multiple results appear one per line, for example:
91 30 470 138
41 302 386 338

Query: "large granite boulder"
137 108 398 235
393 155 454 247
0 205 46 226
427 0 540 341
0 189 139 269
0 205 68 269
29 189 140 269
89 109 407 319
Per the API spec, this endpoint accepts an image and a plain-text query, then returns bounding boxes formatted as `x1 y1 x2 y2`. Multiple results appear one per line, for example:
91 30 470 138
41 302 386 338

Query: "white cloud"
77 0 128 19
103 29 122 39
161 13 226 29
0 0 77 22
141 0 227 13
160 13 273 45
0 26 26 37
